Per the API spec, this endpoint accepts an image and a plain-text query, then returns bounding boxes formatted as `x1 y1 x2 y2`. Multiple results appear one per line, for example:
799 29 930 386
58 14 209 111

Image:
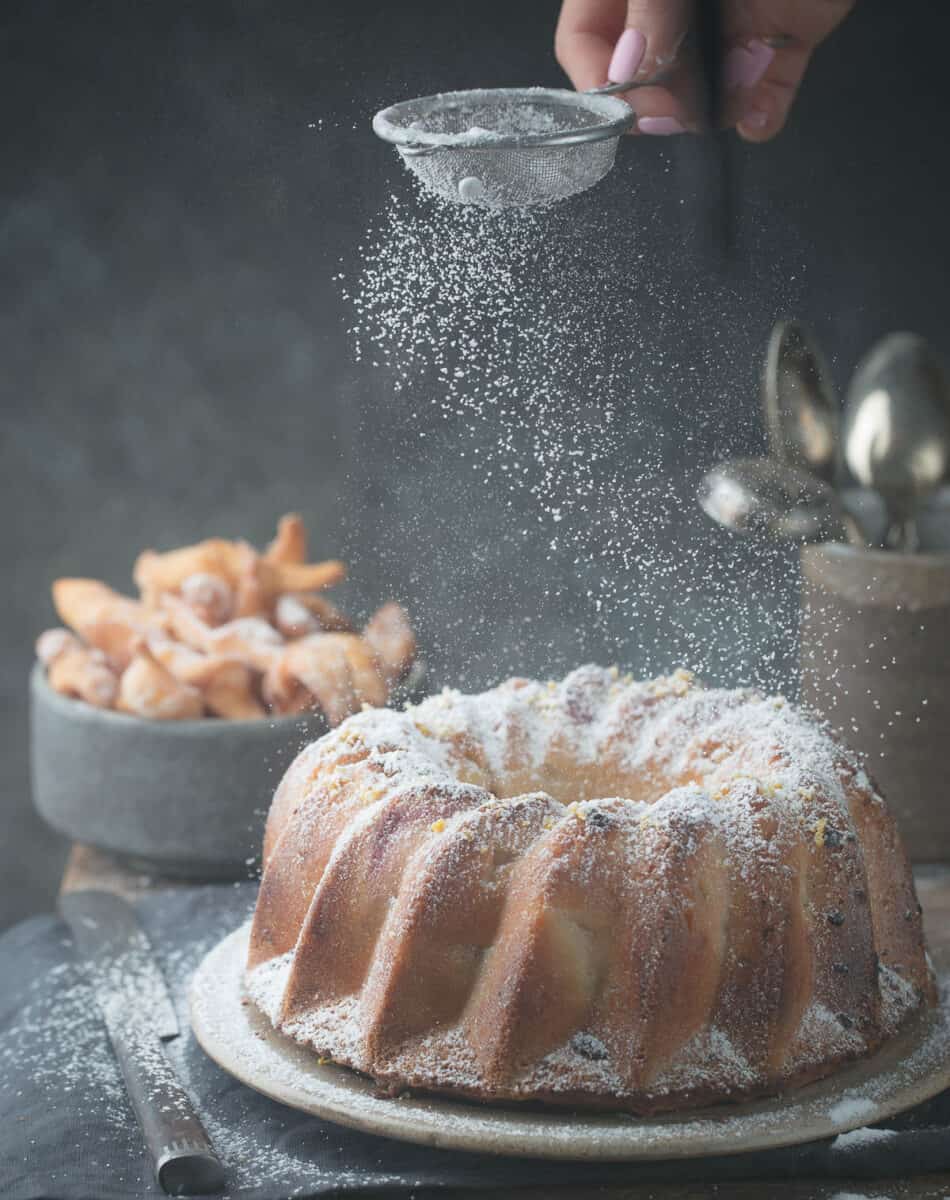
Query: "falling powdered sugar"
339 177 807 693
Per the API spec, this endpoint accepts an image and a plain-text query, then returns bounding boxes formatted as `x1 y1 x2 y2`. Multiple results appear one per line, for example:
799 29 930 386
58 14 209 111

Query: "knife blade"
60 890 226 1196
60 889 180 1038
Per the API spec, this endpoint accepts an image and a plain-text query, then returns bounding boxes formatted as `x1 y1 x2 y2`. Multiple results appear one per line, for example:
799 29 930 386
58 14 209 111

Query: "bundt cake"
245 665 934 1113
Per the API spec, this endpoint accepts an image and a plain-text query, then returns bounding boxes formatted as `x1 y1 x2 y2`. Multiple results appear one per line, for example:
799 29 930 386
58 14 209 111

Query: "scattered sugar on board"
8 909 948 1186
828 1194 893 1200
0 927 401 1196
832 1125 895 1149
162 936 406 1195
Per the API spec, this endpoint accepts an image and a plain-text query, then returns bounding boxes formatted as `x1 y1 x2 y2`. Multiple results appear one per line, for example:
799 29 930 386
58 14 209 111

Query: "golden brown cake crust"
246 665 935 1114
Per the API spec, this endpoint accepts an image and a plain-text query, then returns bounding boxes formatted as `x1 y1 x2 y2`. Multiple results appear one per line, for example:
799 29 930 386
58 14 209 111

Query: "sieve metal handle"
586 64 677 97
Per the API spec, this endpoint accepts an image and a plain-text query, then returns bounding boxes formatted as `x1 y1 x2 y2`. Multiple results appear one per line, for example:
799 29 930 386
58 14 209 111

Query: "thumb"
555 0 691 93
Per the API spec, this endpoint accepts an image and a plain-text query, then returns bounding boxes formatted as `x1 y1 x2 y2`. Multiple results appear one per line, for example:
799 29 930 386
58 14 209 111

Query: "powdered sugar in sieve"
372 87 637 209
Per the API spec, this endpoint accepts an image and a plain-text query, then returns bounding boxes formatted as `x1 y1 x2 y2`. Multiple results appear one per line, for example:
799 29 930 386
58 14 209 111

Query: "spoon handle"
886 515 920 553
840 511 869 549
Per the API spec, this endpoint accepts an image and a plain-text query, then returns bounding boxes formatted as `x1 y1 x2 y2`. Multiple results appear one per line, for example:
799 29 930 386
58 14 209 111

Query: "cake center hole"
492 765 664 807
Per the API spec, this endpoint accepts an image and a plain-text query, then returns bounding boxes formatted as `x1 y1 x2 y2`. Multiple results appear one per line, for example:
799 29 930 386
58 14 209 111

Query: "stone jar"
800 544 950 863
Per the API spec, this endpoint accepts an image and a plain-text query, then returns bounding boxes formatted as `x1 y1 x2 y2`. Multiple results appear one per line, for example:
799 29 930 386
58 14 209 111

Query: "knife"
59 890 226 1196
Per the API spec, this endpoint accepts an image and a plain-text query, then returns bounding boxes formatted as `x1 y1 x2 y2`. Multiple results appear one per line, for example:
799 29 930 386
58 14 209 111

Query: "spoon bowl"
698 456 862 545
763 320 839 483
843 333 950 550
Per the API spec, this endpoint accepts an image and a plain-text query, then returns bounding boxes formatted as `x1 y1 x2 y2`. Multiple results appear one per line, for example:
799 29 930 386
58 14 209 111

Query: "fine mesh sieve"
372 87 638 209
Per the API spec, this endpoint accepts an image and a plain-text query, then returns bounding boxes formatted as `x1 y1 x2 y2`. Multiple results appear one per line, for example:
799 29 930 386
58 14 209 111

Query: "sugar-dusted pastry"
41 632 118 709
38 514 416 722
162 595 284 672
263 633 379 721
271 635 355 725
35 627 81 667
133 539 243 607
264 512 307 565
52 579 162 670
334 633 393 708
364 601 416 686
205 617 285 672
117 643 204 720
274 592 354 638
147 635 264 720
257 558 347 597
135 518 346 612
159 592 216 650
179 572 234 627
261 654 311 716
276 633 388 724
231 541 269 619
272 594 321 638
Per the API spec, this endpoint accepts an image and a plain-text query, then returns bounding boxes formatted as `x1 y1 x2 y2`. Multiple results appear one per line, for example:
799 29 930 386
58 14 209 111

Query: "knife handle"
109 1018 226 1196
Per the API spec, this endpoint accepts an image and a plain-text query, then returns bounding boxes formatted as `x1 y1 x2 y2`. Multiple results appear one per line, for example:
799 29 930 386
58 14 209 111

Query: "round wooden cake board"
190 923 950 1162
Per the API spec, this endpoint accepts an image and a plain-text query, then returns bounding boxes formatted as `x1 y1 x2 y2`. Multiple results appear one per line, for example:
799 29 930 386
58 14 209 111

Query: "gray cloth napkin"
1 882 947 1199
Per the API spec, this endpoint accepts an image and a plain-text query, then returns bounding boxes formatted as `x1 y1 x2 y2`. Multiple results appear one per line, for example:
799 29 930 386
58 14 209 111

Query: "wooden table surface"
61 845 950 1200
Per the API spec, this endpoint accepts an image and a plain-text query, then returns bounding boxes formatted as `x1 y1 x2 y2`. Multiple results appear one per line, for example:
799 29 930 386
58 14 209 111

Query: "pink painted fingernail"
742 108 770 130
724 39 775 88
637 116 685 135
608 28 646 82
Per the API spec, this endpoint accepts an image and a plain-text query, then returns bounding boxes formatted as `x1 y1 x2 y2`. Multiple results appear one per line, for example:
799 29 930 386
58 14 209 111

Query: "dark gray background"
4 0 948 928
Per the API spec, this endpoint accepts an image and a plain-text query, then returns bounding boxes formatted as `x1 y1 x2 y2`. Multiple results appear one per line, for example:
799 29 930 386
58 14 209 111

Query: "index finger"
555 0 696 131
555 0 628 92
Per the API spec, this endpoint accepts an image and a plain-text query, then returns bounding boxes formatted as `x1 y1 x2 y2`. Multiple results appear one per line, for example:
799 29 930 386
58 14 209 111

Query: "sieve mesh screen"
373 88 634 209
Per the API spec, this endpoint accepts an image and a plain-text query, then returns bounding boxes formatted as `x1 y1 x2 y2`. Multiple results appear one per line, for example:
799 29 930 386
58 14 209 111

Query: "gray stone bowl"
30 663 366 878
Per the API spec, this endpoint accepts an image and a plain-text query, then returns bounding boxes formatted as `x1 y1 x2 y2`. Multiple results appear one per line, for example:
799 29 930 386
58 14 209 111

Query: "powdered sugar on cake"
245 665 934 1113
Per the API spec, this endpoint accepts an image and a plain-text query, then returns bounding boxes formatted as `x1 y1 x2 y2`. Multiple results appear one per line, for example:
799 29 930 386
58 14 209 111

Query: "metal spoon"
698 456 864 545
843 333 950 551
763 319 839 484
839 486 888 549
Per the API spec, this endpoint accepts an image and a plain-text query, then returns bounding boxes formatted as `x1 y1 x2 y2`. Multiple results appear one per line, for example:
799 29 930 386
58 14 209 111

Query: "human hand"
555 0 856 141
